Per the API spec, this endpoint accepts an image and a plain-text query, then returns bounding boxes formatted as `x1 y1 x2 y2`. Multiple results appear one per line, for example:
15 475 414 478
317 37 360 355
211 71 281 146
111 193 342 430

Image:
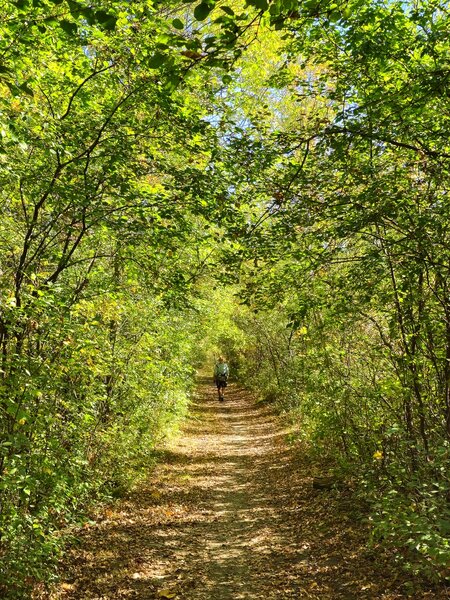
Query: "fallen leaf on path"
60 582 74 590
50 382 450 600
157 589 176 598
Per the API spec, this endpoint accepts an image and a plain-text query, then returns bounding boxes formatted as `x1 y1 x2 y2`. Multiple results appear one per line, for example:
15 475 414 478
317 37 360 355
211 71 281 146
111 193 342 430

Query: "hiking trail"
49 378 446 599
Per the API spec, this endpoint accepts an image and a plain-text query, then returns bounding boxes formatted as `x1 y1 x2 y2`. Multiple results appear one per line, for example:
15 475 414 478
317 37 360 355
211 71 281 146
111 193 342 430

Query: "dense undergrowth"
228 304 450 582
2 0 450 593
0 281 203 596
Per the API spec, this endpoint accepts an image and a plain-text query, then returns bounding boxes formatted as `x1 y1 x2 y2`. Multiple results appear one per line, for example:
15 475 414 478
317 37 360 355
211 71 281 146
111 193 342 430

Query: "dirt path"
50 378 449 600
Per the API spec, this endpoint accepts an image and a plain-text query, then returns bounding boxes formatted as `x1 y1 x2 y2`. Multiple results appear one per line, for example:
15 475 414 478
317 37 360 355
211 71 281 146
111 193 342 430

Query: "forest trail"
50 378 445 600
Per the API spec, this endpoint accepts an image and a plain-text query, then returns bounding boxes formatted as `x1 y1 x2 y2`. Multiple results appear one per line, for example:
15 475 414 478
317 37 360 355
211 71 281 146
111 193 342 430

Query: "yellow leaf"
157 589 176 599
373 450 383 460
61 583 74 590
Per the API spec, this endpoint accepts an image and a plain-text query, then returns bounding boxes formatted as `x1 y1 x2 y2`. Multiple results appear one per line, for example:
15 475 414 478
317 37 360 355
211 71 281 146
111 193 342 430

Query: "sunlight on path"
138 378 300 599
165 382 296 599
50 378 444 600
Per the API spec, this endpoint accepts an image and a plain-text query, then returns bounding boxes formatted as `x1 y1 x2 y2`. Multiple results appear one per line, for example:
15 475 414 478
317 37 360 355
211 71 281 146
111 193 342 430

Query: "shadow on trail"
51 378 442 600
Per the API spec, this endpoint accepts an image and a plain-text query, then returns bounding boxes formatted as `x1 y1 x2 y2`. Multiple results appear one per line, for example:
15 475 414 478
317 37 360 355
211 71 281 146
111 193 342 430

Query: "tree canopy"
2 0 450 594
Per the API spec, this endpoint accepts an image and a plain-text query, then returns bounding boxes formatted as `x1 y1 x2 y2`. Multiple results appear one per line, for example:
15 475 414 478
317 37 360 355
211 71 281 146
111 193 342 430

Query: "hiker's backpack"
216 362 228 378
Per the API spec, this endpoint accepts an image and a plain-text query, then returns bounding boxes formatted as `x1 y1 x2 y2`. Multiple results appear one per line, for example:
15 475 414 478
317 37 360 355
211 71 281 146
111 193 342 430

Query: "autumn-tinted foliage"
2 0 450 594
219 0 450 581
0 0 229 594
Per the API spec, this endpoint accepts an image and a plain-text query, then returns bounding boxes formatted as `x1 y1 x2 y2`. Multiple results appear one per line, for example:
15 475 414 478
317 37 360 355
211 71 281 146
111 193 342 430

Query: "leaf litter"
45 377 450 599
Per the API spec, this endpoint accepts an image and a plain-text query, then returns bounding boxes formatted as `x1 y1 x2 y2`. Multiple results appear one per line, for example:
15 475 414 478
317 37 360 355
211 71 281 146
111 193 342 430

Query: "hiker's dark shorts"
215 377 228 388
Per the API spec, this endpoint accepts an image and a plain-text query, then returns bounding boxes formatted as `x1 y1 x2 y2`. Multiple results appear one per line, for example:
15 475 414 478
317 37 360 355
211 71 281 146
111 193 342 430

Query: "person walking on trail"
214 356 229 401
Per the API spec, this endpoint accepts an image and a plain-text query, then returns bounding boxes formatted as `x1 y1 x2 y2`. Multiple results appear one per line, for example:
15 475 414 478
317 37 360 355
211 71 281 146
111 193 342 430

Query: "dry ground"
49 378 450 599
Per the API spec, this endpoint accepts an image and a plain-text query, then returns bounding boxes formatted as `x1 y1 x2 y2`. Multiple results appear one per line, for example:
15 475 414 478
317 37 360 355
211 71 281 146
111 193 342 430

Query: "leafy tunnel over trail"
2 0 450 594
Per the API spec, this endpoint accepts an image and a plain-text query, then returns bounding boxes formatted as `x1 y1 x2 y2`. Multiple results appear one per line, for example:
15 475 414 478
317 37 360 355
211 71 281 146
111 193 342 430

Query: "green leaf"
148 52 166 68
103 16 118 31
19 82 34 96
95 10 118 31
60 20 77 36
221 6 235 15
165 74 181 92
269 2 281 14
67 0 82 15
247 0 269 10
194 3 213 21
172 18 184 30
204 35 216 48
80 6 96 23
14 0 29 9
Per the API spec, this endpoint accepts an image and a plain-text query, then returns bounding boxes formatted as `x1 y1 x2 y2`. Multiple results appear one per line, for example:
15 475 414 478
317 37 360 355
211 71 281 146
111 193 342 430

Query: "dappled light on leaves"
1 0 450 595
